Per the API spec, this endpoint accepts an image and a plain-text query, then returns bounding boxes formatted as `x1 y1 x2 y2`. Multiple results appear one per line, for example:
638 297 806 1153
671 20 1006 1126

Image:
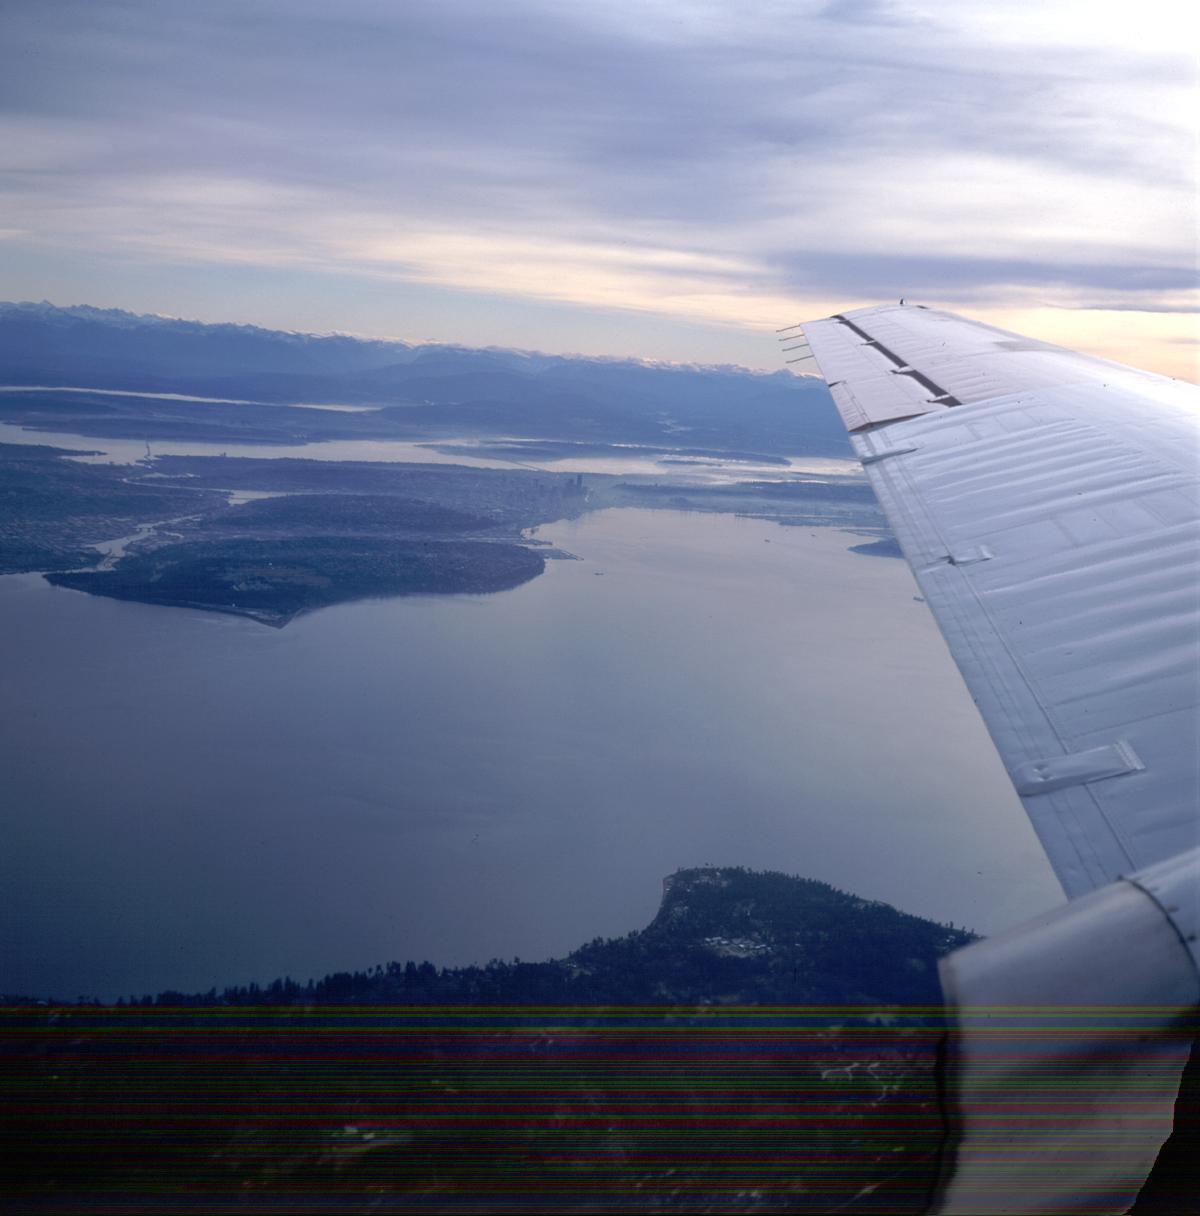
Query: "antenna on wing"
777 321 816 364
779 337 814 364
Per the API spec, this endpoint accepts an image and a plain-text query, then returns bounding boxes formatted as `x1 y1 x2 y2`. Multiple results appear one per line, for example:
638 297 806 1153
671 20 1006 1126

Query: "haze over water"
1 507 1062 1002
0 419 858 481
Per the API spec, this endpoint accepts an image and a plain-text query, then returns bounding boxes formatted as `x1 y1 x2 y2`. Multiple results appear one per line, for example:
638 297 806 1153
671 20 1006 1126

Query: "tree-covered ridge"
199 492 500 535
48 534 546 627
5 869 974 1210
133 867 976 1008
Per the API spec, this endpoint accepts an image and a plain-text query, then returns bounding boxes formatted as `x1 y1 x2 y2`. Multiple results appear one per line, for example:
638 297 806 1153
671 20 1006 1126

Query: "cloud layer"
1 0 1196 371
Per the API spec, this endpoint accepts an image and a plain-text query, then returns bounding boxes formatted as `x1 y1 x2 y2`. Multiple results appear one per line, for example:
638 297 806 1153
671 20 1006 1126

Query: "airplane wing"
799 303 1200 899
794 304 1200 1215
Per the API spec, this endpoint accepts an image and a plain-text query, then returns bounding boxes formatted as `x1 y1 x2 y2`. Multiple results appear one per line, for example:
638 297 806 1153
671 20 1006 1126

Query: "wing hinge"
1011 741 1144 797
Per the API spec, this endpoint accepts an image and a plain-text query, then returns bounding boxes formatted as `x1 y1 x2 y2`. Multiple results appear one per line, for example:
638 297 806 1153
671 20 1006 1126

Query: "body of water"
0 419 859 482
0 508 1063 1001
0 385 380 412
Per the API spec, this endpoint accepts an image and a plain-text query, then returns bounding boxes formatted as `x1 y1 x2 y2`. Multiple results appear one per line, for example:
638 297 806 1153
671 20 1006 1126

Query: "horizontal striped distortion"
3 1006 1196 1213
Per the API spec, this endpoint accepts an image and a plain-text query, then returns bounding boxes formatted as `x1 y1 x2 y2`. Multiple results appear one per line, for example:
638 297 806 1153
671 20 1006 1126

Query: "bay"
0 508 1062 1001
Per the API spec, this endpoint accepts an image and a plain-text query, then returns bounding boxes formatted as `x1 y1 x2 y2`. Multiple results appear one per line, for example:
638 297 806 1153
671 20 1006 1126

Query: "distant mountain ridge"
0 300 800 383
0 300 848 455
0 300 414 381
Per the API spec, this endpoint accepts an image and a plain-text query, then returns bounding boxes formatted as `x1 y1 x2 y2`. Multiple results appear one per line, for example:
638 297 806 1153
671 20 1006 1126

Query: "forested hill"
132 867 977 1008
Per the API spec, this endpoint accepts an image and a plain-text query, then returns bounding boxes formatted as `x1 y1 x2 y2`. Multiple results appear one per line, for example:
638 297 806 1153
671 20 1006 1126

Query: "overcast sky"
1 0 1196 374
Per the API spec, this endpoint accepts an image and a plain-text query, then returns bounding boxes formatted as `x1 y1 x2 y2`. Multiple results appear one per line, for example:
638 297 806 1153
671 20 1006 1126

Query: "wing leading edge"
799 304 1200 900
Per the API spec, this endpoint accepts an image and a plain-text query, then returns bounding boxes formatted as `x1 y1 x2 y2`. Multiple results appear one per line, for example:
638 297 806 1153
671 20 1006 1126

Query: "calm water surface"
0 385 381 411
0 419 858 481
0 509 1062 1000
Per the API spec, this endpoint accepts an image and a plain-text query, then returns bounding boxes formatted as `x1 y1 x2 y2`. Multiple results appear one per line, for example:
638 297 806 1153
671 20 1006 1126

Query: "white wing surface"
800 304 1200 900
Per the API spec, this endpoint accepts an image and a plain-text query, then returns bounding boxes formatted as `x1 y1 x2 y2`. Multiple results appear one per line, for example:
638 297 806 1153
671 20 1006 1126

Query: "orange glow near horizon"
770 297 1199 384
970 306 1199 384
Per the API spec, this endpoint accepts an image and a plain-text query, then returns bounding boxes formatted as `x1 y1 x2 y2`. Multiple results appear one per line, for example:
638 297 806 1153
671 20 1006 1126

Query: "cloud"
0 0 1195 364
